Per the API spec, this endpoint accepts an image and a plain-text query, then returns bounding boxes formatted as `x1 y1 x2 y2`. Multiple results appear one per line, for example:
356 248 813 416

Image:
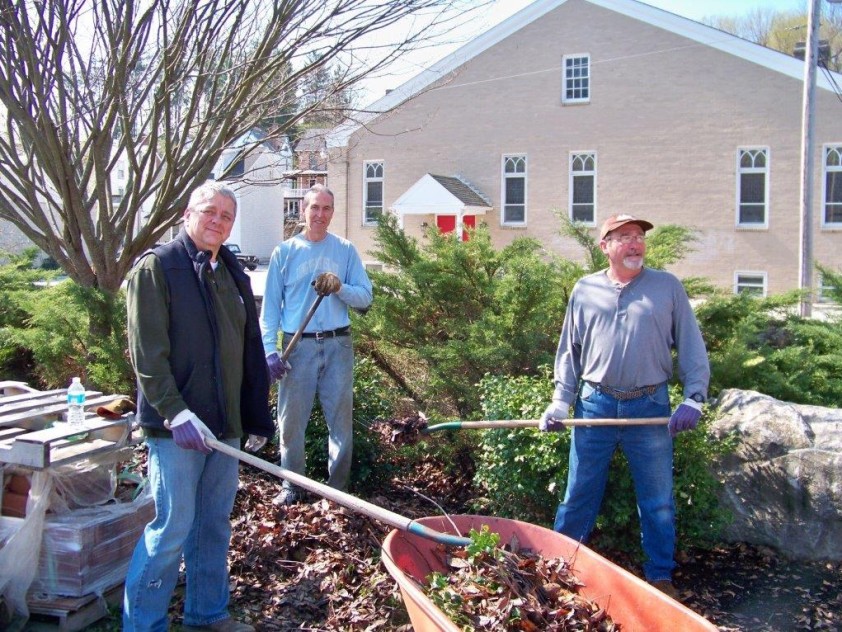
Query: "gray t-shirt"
553 267 709 403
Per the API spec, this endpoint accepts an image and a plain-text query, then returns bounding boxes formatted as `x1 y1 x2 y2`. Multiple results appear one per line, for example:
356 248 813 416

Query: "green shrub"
471 368 568 525
0 252 132 392
5 281 133 393
696 292 842 406
358 214 574 417
472 370 732 555
359 215 712 419
0 249 58 381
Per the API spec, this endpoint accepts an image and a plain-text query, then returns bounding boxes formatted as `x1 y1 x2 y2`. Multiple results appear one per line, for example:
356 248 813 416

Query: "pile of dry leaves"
427 527 617 631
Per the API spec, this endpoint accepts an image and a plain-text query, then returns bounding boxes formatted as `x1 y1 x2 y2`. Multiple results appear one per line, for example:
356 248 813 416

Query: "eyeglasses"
606 234 646 245
194 208 235 224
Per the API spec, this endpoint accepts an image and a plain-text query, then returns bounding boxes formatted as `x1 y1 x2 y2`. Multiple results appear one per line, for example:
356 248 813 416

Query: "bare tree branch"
0 0 487 295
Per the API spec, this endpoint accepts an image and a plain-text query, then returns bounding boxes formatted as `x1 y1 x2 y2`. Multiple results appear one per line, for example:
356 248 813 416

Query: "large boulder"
710 389 842 560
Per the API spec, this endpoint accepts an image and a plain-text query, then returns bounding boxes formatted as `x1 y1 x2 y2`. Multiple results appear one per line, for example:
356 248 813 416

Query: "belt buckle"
314 331 325 342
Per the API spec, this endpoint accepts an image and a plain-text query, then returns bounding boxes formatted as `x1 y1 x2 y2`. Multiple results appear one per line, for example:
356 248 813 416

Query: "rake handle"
423 418 670 433
206 438 470 547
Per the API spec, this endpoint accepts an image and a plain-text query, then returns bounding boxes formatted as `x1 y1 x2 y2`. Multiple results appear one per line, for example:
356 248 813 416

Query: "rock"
710 389 842 561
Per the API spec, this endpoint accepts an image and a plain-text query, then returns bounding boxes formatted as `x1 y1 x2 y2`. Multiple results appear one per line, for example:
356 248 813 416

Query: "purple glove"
668 400 703 438
170 413 212 453
539 399 570 432
267 352 291 382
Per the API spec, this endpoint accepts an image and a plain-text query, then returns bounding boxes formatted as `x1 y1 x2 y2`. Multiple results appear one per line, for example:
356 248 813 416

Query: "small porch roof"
391 174 492 216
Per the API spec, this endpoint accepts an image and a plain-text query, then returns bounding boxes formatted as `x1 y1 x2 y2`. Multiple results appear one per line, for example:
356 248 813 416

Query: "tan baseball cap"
599 214 654 240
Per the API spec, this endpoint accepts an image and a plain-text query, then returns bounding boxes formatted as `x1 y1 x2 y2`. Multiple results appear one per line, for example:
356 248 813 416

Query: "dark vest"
135 230 273 438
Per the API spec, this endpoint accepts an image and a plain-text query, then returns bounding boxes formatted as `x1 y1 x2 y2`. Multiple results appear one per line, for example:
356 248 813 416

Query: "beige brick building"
327 0 842 298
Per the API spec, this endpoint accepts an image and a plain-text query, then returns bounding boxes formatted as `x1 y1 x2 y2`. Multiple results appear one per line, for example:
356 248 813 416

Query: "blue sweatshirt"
260 232 373 354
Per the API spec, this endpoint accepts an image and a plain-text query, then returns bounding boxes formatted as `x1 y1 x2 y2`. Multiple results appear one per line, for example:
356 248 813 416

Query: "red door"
436 215 475 241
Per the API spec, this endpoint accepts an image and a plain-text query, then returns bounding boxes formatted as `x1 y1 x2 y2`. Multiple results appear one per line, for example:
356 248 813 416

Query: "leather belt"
585 381 660 400
287 326 351 341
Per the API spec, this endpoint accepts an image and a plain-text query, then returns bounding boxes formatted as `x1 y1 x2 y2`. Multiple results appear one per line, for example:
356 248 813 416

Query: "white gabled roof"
392 174 492 216
328 0 842 149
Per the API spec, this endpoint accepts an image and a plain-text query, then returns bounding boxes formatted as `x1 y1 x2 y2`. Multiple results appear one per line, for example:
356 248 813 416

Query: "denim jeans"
554 381 675 581
277 333 354 490
123 437 240 632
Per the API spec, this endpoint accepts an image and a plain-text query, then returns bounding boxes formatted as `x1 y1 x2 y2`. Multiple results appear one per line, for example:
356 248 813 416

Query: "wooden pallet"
0 389 140 469
24 582 123 632
0 381 39 398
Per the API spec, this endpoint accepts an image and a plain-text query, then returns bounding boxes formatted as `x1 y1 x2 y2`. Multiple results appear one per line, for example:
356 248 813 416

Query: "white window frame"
569 151 596 225
822 143 842 228
284 199 300 221
501 154 527 225
363 160 384 226
817 272 836 303
562 54 590 104
736 147 769 229
734 271 767 297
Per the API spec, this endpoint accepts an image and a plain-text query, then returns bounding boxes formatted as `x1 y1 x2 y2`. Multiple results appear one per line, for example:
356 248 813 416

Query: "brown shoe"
650 580 680 601
183 618 255 632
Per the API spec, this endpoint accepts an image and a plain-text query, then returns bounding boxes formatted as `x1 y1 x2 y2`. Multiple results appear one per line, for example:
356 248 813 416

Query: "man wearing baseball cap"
540 213 710 600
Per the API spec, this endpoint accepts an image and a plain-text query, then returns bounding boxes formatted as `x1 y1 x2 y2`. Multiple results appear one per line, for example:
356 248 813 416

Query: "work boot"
650 580 680 601
271 486 300 507
183 618 255 632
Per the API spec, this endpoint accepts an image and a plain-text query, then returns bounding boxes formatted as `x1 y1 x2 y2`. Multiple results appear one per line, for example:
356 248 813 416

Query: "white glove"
244 435 268 452
539 399 570 432
169 410 212 453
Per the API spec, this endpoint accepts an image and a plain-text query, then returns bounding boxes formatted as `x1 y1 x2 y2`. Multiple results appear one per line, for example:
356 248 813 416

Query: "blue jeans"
123 437 240 632
277 333 354 490
554 382 675 581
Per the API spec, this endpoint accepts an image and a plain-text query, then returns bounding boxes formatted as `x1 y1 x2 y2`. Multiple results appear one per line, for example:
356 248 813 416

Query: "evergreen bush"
6 280 133 393
357 214 575 417
0 248 56 380
696 292 842 406
0 249 132 392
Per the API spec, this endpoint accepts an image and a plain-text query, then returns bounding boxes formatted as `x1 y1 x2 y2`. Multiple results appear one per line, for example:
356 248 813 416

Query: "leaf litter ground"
91 414 841 631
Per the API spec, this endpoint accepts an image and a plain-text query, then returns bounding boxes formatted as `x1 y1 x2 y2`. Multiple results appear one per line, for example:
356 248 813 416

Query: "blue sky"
357 0 815 102
607 0 804 21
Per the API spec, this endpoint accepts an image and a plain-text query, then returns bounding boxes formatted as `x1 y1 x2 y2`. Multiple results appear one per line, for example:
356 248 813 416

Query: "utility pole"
803 0 842 317
798 0 821 318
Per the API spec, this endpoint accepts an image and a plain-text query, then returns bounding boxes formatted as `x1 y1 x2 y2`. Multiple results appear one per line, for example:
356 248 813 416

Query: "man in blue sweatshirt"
260 184 373 506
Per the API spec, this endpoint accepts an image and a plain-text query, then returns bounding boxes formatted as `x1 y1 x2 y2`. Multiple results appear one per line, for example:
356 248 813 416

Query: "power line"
819 63 842 103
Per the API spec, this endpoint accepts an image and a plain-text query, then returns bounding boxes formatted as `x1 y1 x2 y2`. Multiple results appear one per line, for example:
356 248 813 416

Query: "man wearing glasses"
124 182 273 632
539 214 710 600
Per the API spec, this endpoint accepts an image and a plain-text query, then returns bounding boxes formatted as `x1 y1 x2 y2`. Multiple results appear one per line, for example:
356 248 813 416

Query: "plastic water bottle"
67 377 86 426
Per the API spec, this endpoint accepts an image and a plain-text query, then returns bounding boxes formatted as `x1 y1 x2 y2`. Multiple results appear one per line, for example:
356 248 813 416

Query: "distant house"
392 173 492 239
282 128 330 222
327 0 842 297
213 128 293 260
